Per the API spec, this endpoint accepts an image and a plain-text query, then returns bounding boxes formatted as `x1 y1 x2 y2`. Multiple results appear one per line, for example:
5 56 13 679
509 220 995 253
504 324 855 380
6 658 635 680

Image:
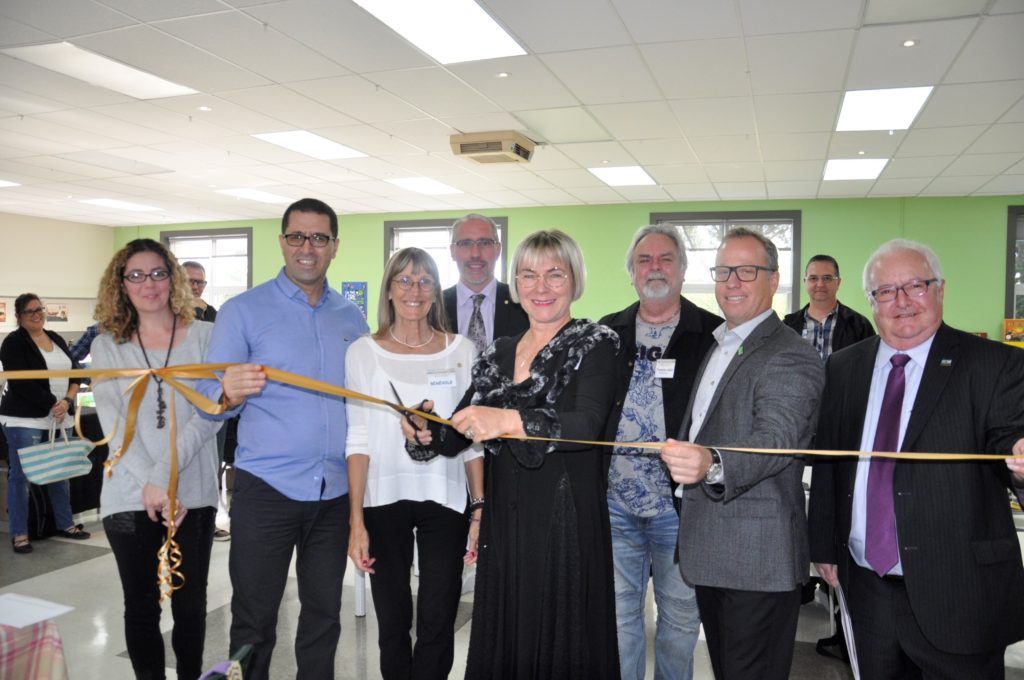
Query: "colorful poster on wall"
0 301 5 323
46 303 69 322
341 281 368 319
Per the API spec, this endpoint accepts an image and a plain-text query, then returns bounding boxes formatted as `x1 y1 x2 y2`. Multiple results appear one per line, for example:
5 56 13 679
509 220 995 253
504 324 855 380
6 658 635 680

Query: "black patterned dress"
409 319 621 679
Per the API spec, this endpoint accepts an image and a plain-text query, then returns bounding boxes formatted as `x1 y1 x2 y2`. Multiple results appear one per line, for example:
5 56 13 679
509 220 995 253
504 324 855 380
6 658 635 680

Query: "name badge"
655 359 676 379
427 370 457 388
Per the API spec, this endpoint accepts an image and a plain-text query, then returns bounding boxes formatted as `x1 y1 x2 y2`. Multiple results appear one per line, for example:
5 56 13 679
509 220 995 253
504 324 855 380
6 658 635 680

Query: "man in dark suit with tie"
809 238 1024 679
661 227 824 680
442 214 528 352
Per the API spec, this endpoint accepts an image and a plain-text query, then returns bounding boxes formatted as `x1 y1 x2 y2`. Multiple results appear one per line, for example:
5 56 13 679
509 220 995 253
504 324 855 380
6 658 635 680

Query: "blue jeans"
3 425 75 538
609 497 700 680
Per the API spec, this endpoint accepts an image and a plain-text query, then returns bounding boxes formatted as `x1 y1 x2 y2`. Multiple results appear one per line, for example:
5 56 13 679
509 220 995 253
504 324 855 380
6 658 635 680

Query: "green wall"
116 195 1022 339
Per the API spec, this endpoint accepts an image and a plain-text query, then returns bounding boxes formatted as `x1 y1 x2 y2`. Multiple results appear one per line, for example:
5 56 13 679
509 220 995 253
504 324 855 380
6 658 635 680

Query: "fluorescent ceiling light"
2 42 196 99
386 177 462 195
216 188 292 204
836 87 933 131
588 166 656 187
81 198 162 212
252 131 367 160
0 179 21 188
823 158 889 181
351 0 525 64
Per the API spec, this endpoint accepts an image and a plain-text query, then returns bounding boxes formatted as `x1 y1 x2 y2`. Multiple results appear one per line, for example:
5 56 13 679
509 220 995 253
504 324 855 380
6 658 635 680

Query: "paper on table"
835 583 861 680
0 593 73 628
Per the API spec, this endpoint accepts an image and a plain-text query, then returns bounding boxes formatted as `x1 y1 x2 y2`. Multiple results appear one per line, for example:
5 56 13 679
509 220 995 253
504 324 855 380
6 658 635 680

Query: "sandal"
12 536 33 554
56 525 91 540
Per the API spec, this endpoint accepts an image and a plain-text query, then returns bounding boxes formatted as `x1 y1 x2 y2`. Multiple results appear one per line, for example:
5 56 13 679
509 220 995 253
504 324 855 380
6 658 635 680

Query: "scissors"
388 381 427 432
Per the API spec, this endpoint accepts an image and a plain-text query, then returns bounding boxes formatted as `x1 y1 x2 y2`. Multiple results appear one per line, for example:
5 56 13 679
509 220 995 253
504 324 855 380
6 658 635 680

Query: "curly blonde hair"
94 239 195 342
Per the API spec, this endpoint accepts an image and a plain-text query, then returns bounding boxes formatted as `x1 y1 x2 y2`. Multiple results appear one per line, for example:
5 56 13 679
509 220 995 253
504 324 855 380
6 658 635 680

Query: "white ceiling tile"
0 0 135 37
375 119 457 154
689 135 761 163
829 131 907 158
148 140 259 168
740 0 861 35
368 68 501 118
869 178 931 196
556 141 635 167
714 182 767 199
520 146 579 171
96 0 227 22
448 56 578 111
612 0 740 42
515 108 609 144
317 124 424 156
754 93 841 133
0 85 68 116
616 186 671 202
915 81 1024 127
704 162 764 182
896 126 985 156
945 14 1024 84
622 139 699 165
671 97 756 137
381 154 466 177
124 97 280 136
157 11 350 83
0 116 124 150
766 181 820 198
36 109 176 145
641 39 751 99
975 175 1024 194
218 85 358 129
493 170 555 191
289 76 429 124
535 168 606 188
540 47 661 106
864 0 988 24
747 30 855 95
278 161 369 183
921 175 990 194
520 188 582 204
329 157 419 181
846 19 976 90
13 155 129 179
989 0 1024 13
1007 158 1024 174
567 186 627 203
0 15 56 47
441 112 526 133
482 0 630 53
0 129 86 157
941 153 1023 176
817 180 873 197
760 133 831 161
1001 96 1024 123
589 101 681 140
881 156 955 178
435 194 500 210
475 189 537 206
647 165 708 184
966 124 1024 154
432 174 503 192
763 160 825 181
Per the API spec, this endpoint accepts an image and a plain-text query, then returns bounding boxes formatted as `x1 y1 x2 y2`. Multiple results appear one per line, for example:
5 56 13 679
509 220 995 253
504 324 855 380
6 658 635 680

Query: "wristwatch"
705 448 724 484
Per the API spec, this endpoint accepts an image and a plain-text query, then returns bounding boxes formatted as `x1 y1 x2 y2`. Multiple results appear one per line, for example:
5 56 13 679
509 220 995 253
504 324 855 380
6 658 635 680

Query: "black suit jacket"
782 300 875 353
808 324 1024 654
0 327 80 418
600 297 722 503
442 282 528 344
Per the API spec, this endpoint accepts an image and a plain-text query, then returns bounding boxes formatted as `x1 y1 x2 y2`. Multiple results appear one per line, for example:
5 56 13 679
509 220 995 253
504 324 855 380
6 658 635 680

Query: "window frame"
160 226 254 304
1006 206 1024 319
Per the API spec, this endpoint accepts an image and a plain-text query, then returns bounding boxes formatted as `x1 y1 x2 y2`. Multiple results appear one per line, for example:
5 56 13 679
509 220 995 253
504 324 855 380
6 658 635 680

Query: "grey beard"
641 279 671 299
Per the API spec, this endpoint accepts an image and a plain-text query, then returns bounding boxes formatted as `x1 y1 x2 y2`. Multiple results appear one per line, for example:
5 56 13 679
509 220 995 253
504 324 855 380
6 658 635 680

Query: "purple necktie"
865 353 911 576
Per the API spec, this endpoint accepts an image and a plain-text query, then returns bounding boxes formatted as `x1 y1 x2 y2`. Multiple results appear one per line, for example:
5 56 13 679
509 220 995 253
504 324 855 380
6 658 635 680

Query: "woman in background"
1 293 90 554
347 247 484 680
92 238 220 680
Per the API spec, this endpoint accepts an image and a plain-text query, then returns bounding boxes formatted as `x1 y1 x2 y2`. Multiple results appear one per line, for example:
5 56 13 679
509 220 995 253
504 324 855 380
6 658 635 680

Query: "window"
1008 206 1024 319
384 217 509 288
650 211 801 317
162 228 252 309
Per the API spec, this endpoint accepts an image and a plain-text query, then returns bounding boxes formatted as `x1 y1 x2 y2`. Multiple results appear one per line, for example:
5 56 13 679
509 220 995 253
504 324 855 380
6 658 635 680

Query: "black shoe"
56 525 91 540
12 537 33 554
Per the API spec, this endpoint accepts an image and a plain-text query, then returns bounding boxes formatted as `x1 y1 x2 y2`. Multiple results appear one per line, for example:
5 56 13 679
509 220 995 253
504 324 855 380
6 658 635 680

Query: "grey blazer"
677 313 824 592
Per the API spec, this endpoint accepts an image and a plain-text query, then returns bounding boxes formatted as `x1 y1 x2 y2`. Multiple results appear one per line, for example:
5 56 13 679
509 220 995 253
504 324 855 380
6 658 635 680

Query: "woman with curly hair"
91 238 221 680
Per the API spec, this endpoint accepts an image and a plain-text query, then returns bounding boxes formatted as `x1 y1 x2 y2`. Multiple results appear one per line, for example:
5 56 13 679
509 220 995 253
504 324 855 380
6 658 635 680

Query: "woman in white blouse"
346 247 484 680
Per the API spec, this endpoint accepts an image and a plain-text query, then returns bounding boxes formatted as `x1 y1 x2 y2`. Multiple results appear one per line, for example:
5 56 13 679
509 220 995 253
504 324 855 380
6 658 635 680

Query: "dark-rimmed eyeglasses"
20 306 47 317
805 275 838 284
453 238 497 250
123 269 171 284
283 232 335 248
515 270 570 289
188 278 207 287
392 276 435 291
869 278 939 303
709 265 776 282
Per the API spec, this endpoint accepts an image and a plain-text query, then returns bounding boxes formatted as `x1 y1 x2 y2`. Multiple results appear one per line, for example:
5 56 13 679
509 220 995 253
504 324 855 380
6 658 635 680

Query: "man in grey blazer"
661 227 823 680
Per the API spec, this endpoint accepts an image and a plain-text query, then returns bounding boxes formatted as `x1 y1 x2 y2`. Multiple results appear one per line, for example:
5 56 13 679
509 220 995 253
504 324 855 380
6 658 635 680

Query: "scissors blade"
388 381 421 428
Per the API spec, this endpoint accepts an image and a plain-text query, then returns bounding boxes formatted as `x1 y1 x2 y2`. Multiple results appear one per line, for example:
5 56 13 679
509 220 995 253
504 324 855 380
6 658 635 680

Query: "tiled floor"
3 517 1024 679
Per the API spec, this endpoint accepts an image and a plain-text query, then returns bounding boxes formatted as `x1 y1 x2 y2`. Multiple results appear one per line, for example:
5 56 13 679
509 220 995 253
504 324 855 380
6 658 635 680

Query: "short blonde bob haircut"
374 247 450 338
509 229 586 304
94 238 195 342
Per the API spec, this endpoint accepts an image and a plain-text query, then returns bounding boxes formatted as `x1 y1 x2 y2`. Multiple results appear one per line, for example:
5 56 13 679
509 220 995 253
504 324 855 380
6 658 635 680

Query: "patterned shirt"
800 306 838 361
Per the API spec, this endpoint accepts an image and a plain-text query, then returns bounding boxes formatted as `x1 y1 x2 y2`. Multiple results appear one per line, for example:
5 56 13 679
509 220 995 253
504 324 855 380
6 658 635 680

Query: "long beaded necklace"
388 326 435 348
138 320 177 429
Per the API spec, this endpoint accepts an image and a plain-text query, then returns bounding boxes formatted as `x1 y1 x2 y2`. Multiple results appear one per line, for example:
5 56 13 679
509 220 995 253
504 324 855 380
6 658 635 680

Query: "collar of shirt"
274 267 332 308
712 307 774 348
456 278 498 307
803 304 838 327
873 333 936 373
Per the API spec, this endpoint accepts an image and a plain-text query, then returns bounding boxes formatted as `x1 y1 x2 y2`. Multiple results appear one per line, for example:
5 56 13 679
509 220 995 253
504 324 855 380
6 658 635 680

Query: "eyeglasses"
805 275 838 284
392 276 435 291
453 238 497 250
515 270 570 289
188 278 207 287
123 269 171 283
283 232 335 248
869 278 939 303
709 265 776 282
21 306 46 317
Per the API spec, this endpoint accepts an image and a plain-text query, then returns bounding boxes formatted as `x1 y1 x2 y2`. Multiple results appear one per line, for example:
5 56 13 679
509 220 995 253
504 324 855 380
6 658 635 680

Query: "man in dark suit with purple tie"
808 238 1024 679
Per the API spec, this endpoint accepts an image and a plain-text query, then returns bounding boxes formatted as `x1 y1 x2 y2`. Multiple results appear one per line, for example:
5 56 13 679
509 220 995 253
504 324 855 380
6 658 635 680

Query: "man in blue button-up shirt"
201 197 369 680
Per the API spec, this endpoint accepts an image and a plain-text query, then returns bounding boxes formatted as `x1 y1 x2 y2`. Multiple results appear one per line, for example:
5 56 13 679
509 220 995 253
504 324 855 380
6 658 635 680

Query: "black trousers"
363 500 469 680
104 506 215 680
228 469 349 680
846 564 1005 679
695 584 801 680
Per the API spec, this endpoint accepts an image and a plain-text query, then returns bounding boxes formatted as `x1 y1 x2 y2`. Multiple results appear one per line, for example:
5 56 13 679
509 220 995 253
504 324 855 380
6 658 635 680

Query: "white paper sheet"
835 583 861 680
0 593 74 628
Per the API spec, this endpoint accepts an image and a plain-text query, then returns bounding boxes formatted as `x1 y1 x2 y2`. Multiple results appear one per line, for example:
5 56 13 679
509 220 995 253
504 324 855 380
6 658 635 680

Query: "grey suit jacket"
677 313 824 592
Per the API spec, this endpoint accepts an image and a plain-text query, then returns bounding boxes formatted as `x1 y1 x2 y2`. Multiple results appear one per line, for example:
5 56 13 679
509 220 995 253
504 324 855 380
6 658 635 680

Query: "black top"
194 304 217 322
782 300 875 354
0 327 81 418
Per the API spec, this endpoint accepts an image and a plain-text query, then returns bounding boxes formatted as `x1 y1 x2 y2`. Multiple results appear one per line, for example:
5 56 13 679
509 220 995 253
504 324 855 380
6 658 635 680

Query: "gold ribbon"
1 362 1017 600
